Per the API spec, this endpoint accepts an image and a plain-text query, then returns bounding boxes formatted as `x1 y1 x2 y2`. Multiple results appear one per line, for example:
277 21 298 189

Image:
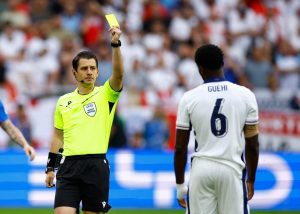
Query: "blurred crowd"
0 0 300 150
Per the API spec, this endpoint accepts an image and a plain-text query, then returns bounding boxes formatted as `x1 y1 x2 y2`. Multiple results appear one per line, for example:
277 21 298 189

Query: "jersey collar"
75 87 95 96
204 77 226 83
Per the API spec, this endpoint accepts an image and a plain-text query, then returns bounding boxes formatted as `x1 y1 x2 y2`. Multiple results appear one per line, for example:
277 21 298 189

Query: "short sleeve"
0 101 8 122
54 99 63 130
245 90 259 125
103 80 121 103
176 94 190 130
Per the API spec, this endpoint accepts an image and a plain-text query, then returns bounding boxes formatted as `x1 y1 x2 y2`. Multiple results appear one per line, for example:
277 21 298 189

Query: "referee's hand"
45 171 55 188
176 183 188 208
109 27 122 44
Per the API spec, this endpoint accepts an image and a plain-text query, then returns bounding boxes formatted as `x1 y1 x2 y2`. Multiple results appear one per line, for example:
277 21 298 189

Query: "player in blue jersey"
174 44 259 214
0 101 35 160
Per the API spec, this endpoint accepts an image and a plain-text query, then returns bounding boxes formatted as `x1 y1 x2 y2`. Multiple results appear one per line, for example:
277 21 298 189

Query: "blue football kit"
0 101 8 123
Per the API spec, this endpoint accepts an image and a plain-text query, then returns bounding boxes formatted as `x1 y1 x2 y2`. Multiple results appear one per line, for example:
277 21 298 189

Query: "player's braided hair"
194 44 224 70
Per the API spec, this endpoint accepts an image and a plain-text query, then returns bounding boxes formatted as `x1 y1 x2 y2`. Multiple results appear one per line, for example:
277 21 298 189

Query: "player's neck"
77 84 95 95
202 70 224 82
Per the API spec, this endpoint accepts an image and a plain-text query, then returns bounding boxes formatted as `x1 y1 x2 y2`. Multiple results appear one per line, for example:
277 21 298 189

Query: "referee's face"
76 58 99 85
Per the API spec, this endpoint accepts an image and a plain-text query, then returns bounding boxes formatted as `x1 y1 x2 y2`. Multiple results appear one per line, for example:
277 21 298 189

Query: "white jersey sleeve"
245 89 259 125
176 95 190 131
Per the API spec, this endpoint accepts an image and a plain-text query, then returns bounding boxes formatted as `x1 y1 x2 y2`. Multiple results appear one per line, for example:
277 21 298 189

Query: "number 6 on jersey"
210 98 228 137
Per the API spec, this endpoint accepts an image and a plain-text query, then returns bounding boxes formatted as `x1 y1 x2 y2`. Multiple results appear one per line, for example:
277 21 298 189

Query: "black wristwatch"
111 40 121 48
45 167 54 174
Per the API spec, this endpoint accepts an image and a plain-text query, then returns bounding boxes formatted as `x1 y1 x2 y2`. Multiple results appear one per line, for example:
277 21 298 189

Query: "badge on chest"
83 102 97 117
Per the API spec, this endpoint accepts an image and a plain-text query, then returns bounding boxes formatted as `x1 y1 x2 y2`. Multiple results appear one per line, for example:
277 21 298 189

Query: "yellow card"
105 14 119 28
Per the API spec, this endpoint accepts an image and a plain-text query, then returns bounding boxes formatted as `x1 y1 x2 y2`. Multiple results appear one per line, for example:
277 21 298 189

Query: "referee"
45 26 123 214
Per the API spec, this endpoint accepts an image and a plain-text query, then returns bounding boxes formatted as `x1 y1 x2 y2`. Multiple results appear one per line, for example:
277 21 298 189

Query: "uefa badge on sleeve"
83 102 97 117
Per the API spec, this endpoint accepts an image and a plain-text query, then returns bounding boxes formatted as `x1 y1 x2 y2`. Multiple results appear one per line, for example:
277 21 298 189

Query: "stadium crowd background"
0 0 299 151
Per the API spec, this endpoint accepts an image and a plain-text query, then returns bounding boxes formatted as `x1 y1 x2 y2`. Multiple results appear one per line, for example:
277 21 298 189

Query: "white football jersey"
176 79 259 176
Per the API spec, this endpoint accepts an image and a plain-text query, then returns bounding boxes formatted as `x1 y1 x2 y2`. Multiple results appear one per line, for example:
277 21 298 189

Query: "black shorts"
54 154 111 213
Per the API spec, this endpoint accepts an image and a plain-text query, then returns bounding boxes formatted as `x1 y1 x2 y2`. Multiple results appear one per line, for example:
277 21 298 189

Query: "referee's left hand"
109 27 122 44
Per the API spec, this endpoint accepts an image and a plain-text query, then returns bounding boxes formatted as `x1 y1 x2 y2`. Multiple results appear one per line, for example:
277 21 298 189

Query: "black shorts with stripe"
54 154 111 213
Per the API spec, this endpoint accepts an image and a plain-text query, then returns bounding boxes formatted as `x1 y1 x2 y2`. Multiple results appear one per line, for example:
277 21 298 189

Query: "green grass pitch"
0 209 299 214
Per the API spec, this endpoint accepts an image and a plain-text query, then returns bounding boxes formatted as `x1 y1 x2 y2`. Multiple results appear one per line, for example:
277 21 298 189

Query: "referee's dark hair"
194 44 224 71
72 50 98 71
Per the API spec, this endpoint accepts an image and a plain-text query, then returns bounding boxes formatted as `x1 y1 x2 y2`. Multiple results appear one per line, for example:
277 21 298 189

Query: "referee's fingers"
45 177 52 187
45 173 55 188
177 199 187 208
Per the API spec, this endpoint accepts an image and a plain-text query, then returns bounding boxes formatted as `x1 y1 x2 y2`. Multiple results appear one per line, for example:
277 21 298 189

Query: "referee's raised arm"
109 27 123 92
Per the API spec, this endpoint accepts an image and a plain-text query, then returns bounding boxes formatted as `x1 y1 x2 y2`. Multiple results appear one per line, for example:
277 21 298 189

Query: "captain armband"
244 124 259 138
